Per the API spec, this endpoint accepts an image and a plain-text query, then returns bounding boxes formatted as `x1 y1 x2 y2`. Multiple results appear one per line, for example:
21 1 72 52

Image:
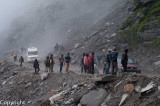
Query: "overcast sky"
0 0 52 32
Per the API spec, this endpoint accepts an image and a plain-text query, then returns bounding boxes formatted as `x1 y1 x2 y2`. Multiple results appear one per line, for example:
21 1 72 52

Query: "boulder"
101 94 111 106
2 81 7 85
39 100 51 106
119 94 130 106
124 84 135 93
49 90 60 96
80 89 107 106
94 75 116 82
74 43 81 49
141 82 156 95
135 85 142 93
40 73 49 81
49 92 64 104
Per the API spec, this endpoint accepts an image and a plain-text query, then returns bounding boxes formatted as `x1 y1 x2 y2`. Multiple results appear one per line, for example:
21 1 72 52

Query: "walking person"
80 53 85 73
59 54 64 73
13 53 17 61
105 49 112 74
19 56 24 67
96 55 101 67
84 54 89 73
89 53 95 74
121 48 128 72
50 55 55 72
110 47 118 75
44 56 50 72
33 59 39 75
65 53 71 73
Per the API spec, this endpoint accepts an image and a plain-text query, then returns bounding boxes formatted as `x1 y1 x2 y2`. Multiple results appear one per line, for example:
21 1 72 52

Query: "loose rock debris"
0 61 160 106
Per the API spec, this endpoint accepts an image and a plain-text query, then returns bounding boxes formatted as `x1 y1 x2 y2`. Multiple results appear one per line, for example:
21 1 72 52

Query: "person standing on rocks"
80 53 85 73
59 54 65 73
121 48 128 72
84 53 89 73
50 54 55 72
13 53 17 61
33 59 39 74
19 56 24 67
110 47 118 75
44 56 50 72
89 52 95 74
65 53 71 72
105 49 112 74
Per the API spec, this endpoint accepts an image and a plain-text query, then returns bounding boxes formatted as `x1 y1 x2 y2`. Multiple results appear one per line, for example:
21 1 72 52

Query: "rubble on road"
1 61 160 106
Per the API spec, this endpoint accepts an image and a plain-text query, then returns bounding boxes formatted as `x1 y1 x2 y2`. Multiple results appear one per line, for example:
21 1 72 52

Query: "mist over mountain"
0 0 120 56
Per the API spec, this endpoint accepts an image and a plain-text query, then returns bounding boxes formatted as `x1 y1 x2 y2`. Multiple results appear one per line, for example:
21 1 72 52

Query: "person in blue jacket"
110 47 118 75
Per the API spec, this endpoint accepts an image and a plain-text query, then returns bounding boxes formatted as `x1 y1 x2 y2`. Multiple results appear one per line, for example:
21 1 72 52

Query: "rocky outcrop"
80 89 107 106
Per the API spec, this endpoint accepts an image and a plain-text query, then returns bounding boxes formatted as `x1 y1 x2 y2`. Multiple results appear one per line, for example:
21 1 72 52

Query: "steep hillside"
62 0 160 74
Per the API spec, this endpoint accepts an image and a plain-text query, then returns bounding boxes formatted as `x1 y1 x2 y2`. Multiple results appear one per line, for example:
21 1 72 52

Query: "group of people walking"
42 53 71 74
14 47 128 76
80 53 95 74
104 47 128 75
80 47 128 76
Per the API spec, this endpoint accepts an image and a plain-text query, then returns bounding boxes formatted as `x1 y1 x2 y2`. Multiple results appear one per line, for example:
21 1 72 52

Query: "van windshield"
28 51 38 55
118 58 134 64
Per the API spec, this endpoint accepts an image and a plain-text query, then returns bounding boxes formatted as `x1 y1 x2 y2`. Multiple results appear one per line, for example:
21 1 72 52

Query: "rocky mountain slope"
62 0 160 74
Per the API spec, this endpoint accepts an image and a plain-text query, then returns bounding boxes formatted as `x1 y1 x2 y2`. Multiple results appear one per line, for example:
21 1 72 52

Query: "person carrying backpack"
110 47 118 75
65 53 71 72
33 59 39 74
50 55 55 72
80 53 85 73
44 56 50 72
89 53 95 74
84 54 89 73
121 48 128 72
59 54 64 73
19 56 24 67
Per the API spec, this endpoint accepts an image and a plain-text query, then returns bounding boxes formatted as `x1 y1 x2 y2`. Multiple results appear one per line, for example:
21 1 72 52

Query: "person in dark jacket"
33 59 39 74
80 53 85 73
44 56 50 72
105 49 112 74
110 47 118 75
121 48 128 72
19 56 24 67
59 54 64 73
65 53 71 72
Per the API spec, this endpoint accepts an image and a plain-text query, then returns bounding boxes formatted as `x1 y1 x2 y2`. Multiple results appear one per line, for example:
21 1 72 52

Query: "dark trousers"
60 64 63 72
111 61 118 75
89 63 94 74
81 65 84 73
105 62 110 74
122 63 127 72
35 67 39 74
84 65 89 73
20 62 23 67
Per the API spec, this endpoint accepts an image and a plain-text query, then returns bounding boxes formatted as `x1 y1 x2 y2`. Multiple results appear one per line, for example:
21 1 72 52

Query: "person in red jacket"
89 52 95 74
84 54 89 73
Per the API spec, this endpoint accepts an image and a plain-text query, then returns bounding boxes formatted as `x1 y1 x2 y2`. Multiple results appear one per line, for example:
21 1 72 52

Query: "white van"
27 47 38 62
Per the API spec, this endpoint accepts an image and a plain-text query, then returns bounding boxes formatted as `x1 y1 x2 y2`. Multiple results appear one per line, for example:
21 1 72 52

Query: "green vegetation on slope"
120 0 160 46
